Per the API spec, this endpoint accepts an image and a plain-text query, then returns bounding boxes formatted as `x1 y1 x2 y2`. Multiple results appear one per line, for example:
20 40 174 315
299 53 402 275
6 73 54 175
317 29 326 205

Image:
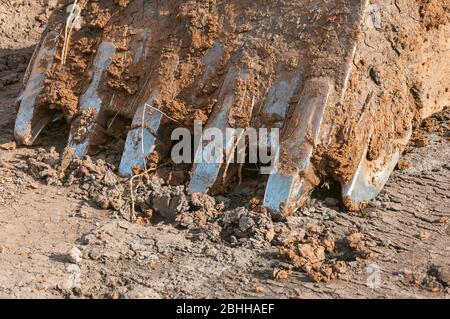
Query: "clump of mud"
400 265 450 292
274 225 374 283
218 208 274 245
25 147 128 211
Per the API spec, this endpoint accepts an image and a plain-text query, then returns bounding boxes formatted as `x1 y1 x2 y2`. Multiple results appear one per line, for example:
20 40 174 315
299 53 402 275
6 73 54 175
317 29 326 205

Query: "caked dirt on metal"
31 0 449 211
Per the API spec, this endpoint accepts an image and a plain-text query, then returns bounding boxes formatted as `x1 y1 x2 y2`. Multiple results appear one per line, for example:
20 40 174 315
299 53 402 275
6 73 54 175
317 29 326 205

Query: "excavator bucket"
15 0 449 214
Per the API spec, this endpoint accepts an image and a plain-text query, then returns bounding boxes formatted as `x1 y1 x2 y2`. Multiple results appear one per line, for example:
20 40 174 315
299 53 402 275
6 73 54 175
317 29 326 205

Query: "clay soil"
0 1 449 299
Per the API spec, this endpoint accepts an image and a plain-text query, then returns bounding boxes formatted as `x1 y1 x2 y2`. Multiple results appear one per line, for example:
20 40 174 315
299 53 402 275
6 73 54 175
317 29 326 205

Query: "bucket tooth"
188 67 251 194
191 43 225 104
341 128 413 210
261 71 302 128
263 78 332 214
14 31 59 145
341 149 400 210
118 96 163 177
67 42 116 158
119 52 180 176
237 70 303 178
250 71 303 155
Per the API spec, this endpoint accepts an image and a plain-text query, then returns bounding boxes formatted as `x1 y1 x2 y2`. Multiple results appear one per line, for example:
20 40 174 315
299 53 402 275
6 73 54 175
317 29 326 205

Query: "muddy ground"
0 1 449 299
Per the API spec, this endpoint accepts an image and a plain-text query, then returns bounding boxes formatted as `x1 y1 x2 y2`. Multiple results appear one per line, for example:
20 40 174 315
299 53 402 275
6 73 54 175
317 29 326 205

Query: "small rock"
273 268 292 280
153 194 173 218
0 141 16 151
381 239 391 247
369 200 382 208
88 248 102 260
103 170 118 187
369 66 382 85
176 213 195 228
215 195 231 210
78 206 92 219
203 246 218 257
396 159 412 171
67 247 82 264
265 228 275 242
285 216 304 228
64 263 82 292
191 192 216 211
418 231 431 240
239 215 256 232
333 261 348 274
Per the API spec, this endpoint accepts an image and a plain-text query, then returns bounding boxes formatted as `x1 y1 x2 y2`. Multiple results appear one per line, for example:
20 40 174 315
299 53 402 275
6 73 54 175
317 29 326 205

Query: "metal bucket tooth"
118 95 163 177
118 50 182 177
238 70 303 179
67 42 116 158
341 127 413 210
260 71 302 129
14 31 59 145
263 78 332 214
191 42 225 104
188 67 251 194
